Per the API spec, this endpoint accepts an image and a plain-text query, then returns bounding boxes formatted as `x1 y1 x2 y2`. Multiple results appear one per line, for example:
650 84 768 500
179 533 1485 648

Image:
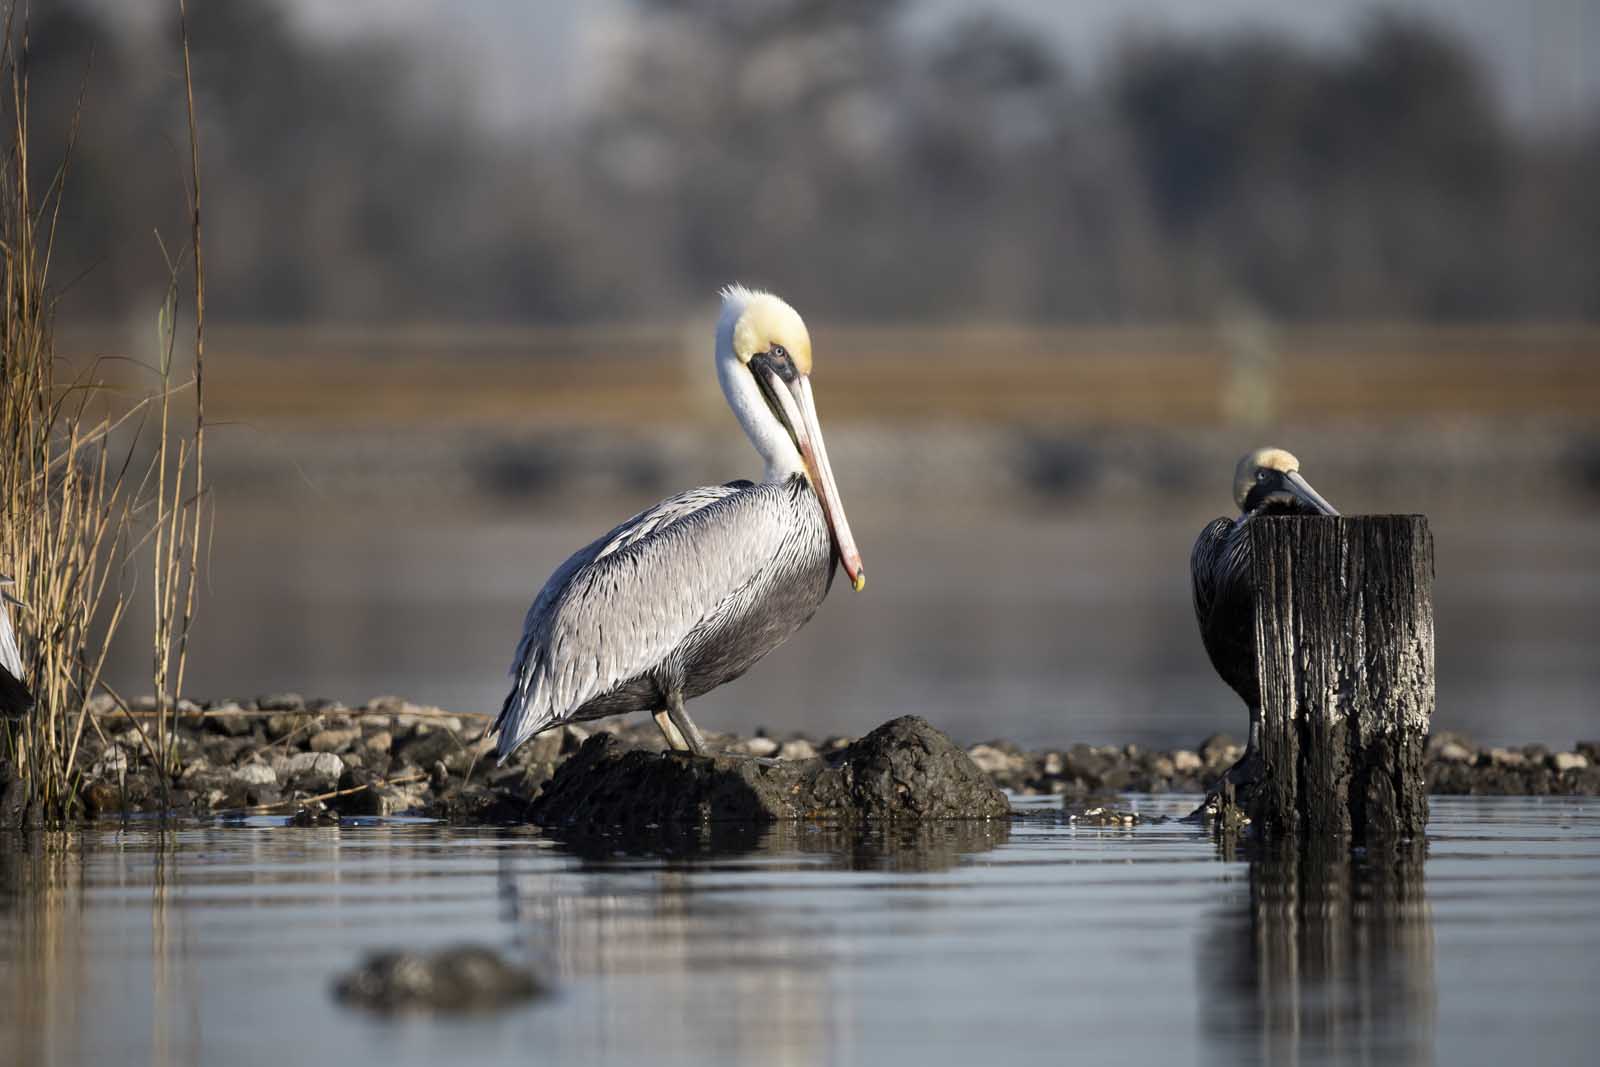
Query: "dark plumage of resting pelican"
493 286 865 761
1190 448 1337 790
0 574 33 718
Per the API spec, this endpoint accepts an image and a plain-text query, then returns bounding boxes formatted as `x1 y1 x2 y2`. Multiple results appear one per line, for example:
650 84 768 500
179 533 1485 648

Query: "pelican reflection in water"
494 287 865 761
1191 448 1338 791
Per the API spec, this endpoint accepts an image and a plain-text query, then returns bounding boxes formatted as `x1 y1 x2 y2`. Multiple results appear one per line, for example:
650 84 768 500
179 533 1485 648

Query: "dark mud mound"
529 715 1011 828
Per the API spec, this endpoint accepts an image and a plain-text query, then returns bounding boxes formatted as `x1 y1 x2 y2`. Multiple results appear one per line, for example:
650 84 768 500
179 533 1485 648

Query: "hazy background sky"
280 0 1600 132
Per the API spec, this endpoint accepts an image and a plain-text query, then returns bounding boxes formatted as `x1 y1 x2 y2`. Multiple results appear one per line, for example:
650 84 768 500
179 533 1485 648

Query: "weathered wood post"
1249 516 1434 841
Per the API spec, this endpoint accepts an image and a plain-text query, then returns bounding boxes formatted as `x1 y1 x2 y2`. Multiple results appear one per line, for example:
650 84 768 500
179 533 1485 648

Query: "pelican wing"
1190 515 1257 705
496 480 782 757
0 587 32 717
1189 517 1236 638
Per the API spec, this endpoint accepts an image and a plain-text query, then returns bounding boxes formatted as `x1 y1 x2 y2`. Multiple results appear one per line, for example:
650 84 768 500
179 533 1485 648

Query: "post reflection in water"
1203 835 1435 1065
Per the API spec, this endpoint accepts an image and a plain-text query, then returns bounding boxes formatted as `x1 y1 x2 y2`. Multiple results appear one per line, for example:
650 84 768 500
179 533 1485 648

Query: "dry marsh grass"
0 2 208 820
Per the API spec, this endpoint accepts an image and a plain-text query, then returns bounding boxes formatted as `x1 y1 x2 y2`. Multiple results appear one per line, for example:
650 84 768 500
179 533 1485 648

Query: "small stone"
205 703 254 737
739 736 780 758
1550 752 1590 773
284 751 344 790
310 728 361 754
1489 747 1525 767
257 692 306 712
1172 749 1203 773
265 713 301 741
1199 734 1241 767
90 745 129 779
967 744 1018 774
360 714 393 730
778 738 816 761
1150 756 1176 779
430 760 450 790
233 763 277 787
82 780 125 814
1436 741 1473 764
363 730 394 754
397 730 458 770
1041 751 1064 776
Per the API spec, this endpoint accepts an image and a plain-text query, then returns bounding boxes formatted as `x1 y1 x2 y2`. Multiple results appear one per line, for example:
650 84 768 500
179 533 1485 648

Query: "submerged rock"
333 945 547 1014
528 715 1011 828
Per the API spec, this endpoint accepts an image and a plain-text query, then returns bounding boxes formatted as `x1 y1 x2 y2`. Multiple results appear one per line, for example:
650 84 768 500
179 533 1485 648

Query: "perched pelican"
0 574 32 718
493 286 865 760
1190 448 1337 788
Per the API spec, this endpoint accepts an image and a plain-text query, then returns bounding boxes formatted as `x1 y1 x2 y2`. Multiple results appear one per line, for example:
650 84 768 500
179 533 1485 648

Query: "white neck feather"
715 308 804 483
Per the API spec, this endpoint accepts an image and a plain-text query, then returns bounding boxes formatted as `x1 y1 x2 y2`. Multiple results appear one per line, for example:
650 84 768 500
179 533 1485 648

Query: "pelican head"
1232 447 1338 517
716 285 865 592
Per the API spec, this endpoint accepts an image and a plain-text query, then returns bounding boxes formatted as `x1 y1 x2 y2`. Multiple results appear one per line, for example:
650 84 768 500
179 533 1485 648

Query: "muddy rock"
734 736 780 758
204 704 255 737
310 728 361 754
233 762 277 787
333 945 547 1014
529 715 1011 828
284 751 344 791
396 729 459 771
1199 734 1243 769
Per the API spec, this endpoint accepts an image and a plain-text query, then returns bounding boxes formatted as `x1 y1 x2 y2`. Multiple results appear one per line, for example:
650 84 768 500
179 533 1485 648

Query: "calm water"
3 797 1596 1066
111 500 1600 750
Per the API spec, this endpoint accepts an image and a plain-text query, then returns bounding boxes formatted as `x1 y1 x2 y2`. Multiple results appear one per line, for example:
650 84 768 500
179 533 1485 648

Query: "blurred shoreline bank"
58 321 1600 517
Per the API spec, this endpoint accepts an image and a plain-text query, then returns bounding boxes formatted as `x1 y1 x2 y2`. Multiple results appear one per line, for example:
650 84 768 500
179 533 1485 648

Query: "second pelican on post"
494 286 865 761
1190 448 1338 791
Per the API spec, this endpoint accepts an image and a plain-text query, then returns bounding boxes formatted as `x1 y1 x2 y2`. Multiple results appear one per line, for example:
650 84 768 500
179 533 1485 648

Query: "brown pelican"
0 574 32 717
1190 448 1337 790
493 286 865 760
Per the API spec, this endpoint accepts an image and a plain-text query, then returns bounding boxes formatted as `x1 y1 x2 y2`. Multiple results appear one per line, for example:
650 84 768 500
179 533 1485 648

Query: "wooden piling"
1249 515 1434 841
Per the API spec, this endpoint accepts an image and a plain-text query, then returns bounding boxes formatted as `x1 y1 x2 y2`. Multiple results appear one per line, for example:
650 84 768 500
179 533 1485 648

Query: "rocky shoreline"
1 694 1595 827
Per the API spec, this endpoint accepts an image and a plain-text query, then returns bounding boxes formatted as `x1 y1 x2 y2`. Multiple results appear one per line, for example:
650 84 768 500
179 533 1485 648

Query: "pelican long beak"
756 364 865 591
1284 470 1339 516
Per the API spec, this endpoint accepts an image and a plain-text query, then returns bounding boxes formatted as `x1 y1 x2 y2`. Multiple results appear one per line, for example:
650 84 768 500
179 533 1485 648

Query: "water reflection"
1204 837 1435 1065
544 818 1011 872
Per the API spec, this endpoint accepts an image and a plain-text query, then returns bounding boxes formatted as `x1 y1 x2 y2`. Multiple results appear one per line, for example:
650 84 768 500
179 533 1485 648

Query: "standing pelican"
493 286 865 761
0 574 32 718
1190 448 1337 789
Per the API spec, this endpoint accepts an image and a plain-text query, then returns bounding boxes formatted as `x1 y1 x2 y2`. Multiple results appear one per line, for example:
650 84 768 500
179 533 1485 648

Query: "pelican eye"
771 345 788 360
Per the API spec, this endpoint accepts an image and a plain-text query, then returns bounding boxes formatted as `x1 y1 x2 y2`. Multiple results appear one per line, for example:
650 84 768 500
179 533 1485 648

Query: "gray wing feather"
497 482 777 756
0 606 21 679
0 575 22 679
0 575 32 716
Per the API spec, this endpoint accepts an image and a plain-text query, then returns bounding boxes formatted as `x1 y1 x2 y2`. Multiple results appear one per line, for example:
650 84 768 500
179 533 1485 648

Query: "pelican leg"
653 709 691 752
1209 709 1266 801
665 690 710 757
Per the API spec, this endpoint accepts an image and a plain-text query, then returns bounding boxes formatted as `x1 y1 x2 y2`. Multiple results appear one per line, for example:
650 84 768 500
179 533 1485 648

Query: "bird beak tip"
851 572 866 593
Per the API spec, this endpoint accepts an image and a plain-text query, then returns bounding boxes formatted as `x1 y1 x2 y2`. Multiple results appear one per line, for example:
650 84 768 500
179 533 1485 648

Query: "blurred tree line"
26 0 1600 324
